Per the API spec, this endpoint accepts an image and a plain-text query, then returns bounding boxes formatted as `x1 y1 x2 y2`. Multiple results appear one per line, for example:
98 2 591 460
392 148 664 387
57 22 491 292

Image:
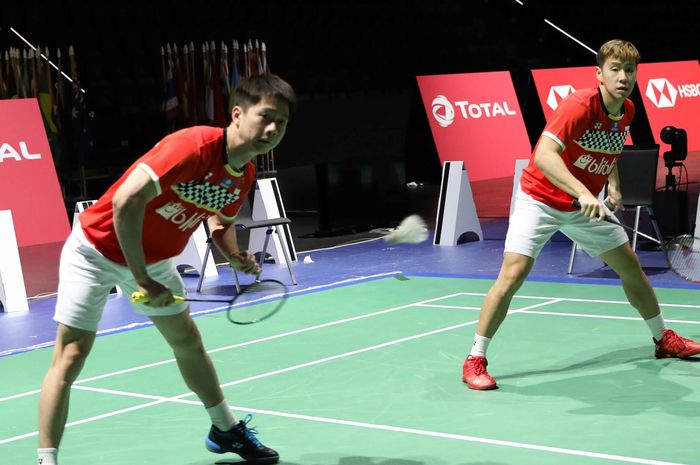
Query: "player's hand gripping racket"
131 278 288 324
572 200 700 283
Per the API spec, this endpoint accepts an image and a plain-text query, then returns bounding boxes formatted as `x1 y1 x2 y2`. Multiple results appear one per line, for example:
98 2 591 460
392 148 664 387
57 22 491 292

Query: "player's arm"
207 215 260 275
604 164 623 212
534 136 606 220
113 168 174 306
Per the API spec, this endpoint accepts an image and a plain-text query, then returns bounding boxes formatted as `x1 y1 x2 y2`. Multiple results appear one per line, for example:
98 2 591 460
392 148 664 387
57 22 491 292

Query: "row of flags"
161 39 271 131
0 45 90 191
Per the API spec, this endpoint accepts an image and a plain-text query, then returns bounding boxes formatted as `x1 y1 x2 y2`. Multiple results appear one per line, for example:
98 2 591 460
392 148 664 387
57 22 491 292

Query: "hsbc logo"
432 95 455 127
430 95 517 128
646 78 678 108
0 141 42 162
546 85 575 110
645 78 700 108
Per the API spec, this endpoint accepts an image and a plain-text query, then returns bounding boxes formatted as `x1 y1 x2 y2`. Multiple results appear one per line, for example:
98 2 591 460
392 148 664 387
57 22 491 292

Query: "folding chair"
196 217 297 292
568 145 663 273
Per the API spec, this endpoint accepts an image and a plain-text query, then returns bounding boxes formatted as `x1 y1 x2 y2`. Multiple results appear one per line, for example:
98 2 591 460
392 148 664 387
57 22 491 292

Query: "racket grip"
130 291 185 304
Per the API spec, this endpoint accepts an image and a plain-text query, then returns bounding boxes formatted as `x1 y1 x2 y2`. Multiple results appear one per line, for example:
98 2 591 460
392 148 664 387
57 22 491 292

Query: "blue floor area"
1 220 697 357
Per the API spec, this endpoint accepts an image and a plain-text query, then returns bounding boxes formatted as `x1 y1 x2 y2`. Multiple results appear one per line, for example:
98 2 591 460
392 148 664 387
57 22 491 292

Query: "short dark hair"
596 39 641 68
233 74 297 113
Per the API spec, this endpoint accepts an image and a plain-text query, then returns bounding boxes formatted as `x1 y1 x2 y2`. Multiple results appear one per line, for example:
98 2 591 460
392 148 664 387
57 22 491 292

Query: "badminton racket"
572 200 700 283
131 278 288 324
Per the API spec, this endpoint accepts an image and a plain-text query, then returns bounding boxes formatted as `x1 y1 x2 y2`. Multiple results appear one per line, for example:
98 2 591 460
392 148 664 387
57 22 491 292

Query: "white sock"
206 399 237 431
38 448 58 465
470 334 491 357
645 314 666 341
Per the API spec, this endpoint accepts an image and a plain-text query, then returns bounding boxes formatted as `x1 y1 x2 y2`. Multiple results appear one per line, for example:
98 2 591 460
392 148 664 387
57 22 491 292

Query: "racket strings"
665 235 700 282
227 279 288 324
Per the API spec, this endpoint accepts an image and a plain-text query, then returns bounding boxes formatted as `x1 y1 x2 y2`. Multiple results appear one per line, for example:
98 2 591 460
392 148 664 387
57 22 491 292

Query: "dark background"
2 0 698 234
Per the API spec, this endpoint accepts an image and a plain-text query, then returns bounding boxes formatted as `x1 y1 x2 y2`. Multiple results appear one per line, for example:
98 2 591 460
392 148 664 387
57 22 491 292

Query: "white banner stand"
71 201 126 294
173 223 218 278
509 159 530 218
73 200 98 229
434 161 483 246
0 210 29 312
249 178 297 264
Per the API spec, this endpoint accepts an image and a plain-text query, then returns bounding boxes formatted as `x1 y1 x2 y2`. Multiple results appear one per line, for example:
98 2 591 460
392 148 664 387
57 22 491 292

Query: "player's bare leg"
39 324 96 448
463 252 534 390
601 243 700 358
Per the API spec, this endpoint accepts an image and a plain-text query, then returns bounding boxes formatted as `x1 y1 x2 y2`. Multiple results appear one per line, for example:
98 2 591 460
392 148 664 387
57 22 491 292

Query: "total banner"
0 99 70 247
416 71 531 182
637 60 700 152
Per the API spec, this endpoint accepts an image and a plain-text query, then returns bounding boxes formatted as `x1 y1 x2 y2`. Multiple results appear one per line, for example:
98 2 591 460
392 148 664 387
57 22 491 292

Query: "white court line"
519 310 700 325
15 383 687 465
416 304 481 310
0 298 560 446
418 304 700 326
0 291 468 403
455 292 700 308
0 271 404 358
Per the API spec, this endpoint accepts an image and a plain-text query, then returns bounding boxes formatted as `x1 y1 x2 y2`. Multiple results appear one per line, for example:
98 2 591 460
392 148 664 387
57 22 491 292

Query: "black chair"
614 145 664 250
196 217 298 292
568 145 663 273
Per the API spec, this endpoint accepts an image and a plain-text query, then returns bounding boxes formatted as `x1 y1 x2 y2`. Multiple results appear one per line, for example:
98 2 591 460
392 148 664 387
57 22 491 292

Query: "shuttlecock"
303 255 314 264
383 215 428 244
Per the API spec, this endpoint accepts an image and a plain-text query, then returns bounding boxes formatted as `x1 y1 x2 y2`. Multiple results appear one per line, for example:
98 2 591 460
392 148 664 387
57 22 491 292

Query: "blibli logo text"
0 142 41 162
573 154 615 176
155 201 208 232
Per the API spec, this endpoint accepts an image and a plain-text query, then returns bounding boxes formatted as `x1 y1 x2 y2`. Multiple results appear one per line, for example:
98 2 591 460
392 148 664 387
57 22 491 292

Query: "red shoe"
654 329 700 359
462 355 497 390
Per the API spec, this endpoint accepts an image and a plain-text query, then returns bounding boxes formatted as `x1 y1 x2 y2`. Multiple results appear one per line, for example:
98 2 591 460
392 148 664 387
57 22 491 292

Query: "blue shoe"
205 414 279 463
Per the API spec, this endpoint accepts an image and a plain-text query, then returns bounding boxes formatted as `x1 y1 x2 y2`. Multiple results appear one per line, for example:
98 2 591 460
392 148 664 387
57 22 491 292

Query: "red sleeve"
542 96 591 151
136 132 204 195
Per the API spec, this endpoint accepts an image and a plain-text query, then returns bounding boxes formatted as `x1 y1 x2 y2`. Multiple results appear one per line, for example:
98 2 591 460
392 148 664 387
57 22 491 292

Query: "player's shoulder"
567 87 599 106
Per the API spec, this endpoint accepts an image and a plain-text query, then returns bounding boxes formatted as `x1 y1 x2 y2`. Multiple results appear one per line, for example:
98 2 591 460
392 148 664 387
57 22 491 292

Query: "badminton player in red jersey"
462 39 700 391
37 75 295 464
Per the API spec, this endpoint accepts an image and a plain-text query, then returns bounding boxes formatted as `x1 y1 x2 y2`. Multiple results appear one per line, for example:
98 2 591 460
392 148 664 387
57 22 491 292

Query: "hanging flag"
219 42 230 116
208 47 226 126
69 46 91 172
204 42 213 124
254 40 263 76
20 49 30 98
37 48 61 163
189 41 199 125
176 44 189 126
228 40 241 110
261 42 269 74
163 44 179 122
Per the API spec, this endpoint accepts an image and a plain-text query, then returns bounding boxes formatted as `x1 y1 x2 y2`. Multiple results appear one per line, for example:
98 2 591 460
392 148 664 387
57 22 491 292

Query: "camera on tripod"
660 125 687 191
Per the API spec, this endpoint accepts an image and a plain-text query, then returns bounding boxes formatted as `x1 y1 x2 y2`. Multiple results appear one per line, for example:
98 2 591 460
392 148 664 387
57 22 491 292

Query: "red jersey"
521 87 634 211
80 126 255 264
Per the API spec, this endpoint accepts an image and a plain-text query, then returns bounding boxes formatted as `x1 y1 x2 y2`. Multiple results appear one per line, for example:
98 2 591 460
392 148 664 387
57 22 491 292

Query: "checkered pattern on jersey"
575 129 628 153
173 181 239 211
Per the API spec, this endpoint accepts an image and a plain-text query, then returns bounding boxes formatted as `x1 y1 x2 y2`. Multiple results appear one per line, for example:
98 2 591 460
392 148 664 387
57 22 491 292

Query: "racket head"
664 234 700 283
226 279 288 324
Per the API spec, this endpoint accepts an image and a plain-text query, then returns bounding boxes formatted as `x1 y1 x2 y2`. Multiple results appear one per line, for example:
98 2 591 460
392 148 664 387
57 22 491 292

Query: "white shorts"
55 226 189 332
504 187 629 259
